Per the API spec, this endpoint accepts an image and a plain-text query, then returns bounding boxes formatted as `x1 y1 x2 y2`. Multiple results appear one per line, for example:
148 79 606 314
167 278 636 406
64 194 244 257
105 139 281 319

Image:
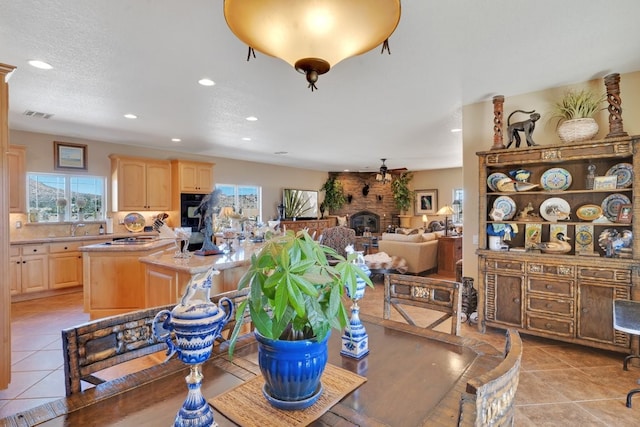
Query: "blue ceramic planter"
255 330 330 408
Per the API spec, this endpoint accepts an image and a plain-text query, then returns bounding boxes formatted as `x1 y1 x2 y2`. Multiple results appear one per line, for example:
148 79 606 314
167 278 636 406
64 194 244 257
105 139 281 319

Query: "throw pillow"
337 216 347 227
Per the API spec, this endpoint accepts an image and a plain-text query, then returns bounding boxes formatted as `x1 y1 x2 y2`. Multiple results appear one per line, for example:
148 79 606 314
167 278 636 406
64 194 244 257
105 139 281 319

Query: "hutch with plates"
476 135 640 353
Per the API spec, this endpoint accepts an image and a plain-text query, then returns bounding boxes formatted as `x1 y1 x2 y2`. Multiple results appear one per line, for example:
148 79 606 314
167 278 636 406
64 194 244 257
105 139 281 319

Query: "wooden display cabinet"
477 135 639 353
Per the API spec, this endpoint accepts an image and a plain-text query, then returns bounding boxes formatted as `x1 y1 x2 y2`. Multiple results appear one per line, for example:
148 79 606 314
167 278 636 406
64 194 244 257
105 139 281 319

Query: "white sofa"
377 231 443 274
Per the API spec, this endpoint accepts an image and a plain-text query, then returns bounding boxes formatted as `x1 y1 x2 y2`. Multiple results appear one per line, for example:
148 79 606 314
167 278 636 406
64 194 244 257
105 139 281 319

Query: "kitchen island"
80 238 175 319
139 243 260 309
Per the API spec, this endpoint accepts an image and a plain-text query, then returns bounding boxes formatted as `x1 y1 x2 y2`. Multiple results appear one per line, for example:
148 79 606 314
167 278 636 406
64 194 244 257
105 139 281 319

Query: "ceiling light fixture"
28 60 53 70
376 158 392 184
171 138 181 142
246 116 258 121
450 128 462 133
242 137 251 141
198 78 215 86
124 114 137 119
223 0 401 91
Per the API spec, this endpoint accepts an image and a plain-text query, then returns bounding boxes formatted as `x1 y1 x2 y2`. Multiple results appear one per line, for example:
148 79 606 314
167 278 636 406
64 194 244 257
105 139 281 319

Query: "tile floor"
2 277 640 425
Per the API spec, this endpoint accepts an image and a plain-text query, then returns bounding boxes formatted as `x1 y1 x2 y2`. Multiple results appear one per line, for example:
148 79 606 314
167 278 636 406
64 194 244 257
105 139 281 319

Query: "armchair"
319 226 356 259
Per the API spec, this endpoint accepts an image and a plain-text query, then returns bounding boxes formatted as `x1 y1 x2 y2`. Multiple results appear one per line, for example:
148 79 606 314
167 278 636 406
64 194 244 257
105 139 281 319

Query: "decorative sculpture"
491 95 505 150
152 268 234 427
506 109 540 148
604 73 628 138
194 190 223 256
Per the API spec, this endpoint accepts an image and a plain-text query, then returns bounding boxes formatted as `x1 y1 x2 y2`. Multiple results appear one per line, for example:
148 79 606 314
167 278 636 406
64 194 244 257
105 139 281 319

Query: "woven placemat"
209 363 366 427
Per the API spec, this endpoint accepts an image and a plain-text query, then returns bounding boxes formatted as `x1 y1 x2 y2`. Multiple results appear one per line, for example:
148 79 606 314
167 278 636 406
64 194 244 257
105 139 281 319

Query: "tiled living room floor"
2 276 640 425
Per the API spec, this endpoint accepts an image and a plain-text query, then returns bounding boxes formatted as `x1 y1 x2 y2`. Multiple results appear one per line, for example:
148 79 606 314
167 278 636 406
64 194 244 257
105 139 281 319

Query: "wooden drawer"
577 267 631 284
527 263 574 278
527 277 574 297
527 295 574 317
50 241 83 253
10 246 19 257
485 259 524 273
20 244 48 255
526 314 574 337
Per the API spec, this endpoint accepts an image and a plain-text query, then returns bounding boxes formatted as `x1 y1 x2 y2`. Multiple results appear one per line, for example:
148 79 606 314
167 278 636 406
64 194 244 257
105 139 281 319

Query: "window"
27 173 106 222
452 188 463 224
216 184 262 221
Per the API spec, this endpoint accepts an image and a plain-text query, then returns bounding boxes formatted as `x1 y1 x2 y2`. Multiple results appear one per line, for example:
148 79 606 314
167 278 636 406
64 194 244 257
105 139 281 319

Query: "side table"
437 236 462 276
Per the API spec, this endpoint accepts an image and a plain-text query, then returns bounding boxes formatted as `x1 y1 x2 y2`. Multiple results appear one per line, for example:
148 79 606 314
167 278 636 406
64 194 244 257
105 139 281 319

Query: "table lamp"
422 214 428 230
436 205 454 236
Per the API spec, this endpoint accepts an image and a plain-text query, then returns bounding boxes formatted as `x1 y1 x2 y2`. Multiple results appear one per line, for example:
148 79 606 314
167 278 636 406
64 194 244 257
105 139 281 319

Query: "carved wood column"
0 63 16 390
604 73 628 138
491 95 505 150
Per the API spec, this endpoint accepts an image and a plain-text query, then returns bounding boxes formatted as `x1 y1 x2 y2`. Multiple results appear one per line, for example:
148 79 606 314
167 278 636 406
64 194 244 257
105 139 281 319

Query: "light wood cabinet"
49 241 83 289
171 160 214 193
110 155 171 211
7 145 25 213
477 135 639 353
10 244 49 295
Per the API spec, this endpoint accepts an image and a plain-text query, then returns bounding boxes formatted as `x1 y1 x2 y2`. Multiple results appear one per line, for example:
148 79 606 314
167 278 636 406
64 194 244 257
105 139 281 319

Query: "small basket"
557 118 599 143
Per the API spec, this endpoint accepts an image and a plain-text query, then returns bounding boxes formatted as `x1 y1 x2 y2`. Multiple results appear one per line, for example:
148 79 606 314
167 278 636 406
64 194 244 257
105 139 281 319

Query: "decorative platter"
540 167 572 191
123 212 145 232
605 163 633 188
601 193 631 221
575 204 603 221
492 196 516 220
487 172 509 191
539 197 571 222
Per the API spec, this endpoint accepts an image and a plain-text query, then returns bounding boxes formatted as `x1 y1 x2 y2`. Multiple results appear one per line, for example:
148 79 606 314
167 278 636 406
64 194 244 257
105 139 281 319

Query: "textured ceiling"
1 0 640 172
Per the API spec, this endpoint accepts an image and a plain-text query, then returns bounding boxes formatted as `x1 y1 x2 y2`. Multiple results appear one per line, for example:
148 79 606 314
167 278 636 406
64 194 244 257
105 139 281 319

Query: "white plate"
540 168 572 191
605 163 633 188
492 196 516 220
123 212 145 232
601 193 631 221
487 172 508 191
539 197 571 222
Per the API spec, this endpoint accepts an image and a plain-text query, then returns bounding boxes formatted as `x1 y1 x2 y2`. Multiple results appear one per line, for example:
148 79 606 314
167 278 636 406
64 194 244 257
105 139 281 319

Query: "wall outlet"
472 234 478 245
15 220 22 229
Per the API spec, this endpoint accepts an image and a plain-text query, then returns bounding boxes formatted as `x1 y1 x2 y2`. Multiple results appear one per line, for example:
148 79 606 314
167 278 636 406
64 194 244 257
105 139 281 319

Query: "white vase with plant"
552 89 605 143
56 198 68 222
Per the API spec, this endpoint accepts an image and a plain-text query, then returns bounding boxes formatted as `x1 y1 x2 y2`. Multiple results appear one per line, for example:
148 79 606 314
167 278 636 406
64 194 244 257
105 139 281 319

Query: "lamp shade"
224 0 401 87
422 214 428 222
436 206 454 216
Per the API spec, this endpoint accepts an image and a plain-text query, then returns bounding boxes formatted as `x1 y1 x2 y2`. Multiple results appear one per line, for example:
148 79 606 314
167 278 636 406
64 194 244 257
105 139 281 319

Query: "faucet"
71 223 86 237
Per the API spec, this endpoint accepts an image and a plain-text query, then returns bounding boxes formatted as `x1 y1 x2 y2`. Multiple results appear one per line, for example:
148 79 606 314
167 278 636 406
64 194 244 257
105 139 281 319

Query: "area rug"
209 363 366 427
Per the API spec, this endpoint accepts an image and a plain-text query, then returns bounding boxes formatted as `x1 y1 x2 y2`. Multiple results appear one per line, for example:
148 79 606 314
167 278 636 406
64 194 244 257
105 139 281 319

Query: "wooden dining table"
2 314 503 427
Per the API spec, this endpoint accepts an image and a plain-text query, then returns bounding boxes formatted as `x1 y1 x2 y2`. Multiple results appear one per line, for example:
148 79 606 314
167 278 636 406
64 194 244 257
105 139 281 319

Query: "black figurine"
506 109 540 148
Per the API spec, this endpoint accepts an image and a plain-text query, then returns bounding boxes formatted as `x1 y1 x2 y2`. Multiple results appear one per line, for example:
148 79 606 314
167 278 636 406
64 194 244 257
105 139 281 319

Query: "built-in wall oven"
180 193 208 250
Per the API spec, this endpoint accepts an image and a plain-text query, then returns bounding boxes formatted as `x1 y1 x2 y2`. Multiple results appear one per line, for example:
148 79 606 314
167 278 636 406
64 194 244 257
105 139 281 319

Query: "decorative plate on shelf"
605 163 633 188
492 196 516 220
539 197 571 222
540 168 572 191
601 193 631 221
487 172 509 191
575 204 603 221
123 212 145 232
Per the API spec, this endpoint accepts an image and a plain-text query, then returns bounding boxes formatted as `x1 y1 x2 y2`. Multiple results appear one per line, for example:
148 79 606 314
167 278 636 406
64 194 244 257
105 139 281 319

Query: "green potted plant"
552 89 606 143
228 230 372 408
319 175 346 214
391 172 414 227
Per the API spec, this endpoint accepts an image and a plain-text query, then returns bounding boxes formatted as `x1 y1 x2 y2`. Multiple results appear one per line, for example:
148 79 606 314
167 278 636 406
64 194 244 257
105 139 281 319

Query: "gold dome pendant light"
223 0 401 91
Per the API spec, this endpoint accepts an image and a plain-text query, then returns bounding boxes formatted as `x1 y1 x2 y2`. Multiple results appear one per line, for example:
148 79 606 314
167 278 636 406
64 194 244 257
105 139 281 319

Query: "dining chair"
613 299 640 408
458 329 523 426
383 273 462 335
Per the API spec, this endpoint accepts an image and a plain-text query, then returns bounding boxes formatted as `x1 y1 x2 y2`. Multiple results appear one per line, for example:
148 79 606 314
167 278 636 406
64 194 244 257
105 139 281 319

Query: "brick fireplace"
350 211 380 235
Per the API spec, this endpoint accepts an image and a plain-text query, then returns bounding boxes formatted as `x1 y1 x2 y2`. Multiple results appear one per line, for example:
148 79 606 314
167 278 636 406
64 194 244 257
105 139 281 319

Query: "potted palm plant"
552 89 606 143
391 172 414 228
228 230 372 409
319 175 346 214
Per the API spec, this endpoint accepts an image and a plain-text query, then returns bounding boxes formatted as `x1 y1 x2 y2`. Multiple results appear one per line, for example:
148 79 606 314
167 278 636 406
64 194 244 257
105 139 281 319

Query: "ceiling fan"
376 158 406 183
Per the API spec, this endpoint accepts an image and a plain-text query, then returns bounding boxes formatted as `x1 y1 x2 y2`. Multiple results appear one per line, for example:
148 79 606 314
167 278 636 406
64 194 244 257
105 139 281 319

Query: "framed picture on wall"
54 141 87 171
415 189 437 215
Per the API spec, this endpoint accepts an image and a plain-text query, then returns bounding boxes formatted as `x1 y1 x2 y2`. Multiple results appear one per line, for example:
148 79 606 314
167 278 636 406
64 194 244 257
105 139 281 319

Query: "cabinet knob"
545 323 552 329
64 246 68 250
513 298 520 303
32 248 37 252
546 303 553 308
22 261 26 264
546 284 553 289
582 308 588 313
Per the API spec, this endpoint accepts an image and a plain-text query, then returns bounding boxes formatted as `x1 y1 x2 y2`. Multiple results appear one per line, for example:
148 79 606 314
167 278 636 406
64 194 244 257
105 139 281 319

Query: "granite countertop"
139 243 263 274
79 237 175 252
11 232 158 245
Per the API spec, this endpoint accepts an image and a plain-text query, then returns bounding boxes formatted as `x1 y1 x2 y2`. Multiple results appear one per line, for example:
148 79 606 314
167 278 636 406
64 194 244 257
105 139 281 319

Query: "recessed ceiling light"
171 138 181 142
450 128 462 133
124 114 137 119
246 116 258 121
28 60 53 70
242 137 251 141
198 78 215 86
274 151 288 155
